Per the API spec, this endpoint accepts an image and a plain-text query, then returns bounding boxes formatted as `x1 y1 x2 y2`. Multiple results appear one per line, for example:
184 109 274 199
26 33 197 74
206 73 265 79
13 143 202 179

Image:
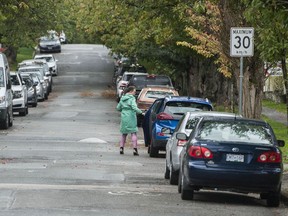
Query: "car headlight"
0 96 5 104
13 90 23 99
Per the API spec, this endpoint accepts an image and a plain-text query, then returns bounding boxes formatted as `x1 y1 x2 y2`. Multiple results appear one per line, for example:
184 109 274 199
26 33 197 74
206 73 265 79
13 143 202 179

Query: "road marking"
79 138 107 144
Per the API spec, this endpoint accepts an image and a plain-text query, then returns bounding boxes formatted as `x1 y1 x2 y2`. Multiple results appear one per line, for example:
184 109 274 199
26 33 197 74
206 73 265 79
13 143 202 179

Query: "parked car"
142 96 213 157
10 71 28 116
34 54 58 76
21 73 45 102
165 111 241 185
116 72 147 102
38 36 61 53
177 115 285 207
127 74 174 98
18 65 49 100
19 59 52 93
136 86 179 126
0 53 13 129
20 73 38 107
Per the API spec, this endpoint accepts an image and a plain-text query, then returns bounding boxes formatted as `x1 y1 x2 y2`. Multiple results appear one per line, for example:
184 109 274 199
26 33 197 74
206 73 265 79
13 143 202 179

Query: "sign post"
230 27 254 115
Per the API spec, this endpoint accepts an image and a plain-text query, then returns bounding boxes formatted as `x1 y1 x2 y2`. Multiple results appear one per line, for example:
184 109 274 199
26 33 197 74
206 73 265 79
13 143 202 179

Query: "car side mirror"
277 140 285 147
176 132 187 140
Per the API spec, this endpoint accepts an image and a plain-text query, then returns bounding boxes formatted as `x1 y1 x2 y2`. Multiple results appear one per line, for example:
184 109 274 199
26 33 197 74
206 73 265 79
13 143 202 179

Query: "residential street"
0 44 287 215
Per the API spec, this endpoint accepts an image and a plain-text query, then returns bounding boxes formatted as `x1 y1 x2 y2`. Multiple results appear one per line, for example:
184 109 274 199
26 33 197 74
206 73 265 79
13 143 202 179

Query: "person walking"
116 86 142 156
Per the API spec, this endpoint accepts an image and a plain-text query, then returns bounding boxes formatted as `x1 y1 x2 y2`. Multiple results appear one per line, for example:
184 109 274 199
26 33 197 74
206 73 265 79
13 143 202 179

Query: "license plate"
48 47 52 50
226 154 244 162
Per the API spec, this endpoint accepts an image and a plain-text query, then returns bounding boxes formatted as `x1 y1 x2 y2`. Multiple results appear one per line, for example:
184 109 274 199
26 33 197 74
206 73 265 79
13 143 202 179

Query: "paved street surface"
0 44 287 215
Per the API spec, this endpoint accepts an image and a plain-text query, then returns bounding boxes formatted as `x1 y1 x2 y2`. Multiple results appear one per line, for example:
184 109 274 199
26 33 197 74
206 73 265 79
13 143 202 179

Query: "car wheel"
164 160 170 179
9 112 13 127
1 112 9 129
180 169 194 200
178 170 182 193
149 137 158 158
169 164 179 185
19 109 27 116
32 102 37 107
266 187 281 207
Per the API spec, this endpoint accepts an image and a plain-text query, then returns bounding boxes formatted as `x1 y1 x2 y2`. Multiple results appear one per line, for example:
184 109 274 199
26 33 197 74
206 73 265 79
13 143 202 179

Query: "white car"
165 111 242 185
10 71 28 116
116 72 147 101
34 54 58 76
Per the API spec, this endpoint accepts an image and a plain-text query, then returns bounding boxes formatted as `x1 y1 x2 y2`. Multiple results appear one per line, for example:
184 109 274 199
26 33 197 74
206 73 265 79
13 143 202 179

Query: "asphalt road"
0 44 287 215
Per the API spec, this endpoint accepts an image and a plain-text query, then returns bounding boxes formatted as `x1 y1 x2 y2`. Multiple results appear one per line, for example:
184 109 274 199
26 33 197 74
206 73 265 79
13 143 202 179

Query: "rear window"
197 120 273 145
145 90 175 99
164 102 212 116
130 75 172 87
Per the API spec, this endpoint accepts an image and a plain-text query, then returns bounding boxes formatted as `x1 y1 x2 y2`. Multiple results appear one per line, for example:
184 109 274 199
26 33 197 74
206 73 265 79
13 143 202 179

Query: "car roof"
185 111 242 118
199 115 268 125
160 96 213 106
123 72 147 76
140 86 176 92
34 54 54 58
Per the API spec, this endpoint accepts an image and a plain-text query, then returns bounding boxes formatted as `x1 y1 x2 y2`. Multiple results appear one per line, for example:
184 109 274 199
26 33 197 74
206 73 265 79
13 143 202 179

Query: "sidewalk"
262 107 288 203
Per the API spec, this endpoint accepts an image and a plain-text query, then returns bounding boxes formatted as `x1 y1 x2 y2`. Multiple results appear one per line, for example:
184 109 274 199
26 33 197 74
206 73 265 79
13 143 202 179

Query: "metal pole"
239 56 243 115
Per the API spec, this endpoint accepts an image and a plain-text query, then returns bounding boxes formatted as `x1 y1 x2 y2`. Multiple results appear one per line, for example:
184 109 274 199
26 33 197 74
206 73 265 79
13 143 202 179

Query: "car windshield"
197 120 273 145
123 74 134 81
35 56 53 62
11 75 20 85
19 68 44 79
145 90 175 99
164 102 212 116
0 68 4 87
22 77 33 88
131 76 172 88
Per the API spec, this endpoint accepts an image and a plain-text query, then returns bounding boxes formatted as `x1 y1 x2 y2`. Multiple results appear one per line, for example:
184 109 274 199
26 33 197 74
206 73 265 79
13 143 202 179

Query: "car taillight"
156 112 173 120
188 146 213 159
257 151 281 163
177 140 187 146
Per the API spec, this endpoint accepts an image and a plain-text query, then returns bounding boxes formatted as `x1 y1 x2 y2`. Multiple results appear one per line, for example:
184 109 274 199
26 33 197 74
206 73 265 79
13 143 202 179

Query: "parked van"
0 52 13 129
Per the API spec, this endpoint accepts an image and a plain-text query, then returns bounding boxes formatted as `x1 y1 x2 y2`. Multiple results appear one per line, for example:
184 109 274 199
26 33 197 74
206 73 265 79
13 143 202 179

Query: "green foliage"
262 115 288 162
262 99 287 114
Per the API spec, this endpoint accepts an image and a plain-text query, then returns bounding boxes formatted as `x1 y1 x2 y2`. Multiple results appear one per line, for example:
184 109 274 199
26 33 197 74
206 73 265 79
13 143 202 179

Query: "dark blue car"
178 115 285 207
142 96 213 157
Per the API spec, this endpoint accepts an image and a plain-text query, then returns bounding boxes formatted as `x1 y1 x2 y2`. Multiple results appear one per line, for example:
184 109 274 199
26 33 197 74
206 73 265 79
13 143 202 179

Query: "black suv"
127 74 174 97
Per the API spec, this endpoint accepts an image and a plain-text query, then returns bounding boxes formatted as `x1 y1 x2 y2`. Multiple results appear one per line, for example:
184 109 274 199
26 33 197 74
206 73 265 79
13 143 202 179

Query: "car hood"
12 85 22 91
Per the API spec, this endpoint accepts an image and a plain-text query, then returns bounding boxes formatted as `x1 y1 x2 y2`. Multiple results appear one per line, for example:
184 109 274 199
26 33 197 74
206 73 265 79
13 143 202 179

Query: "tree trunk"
235 57 263 119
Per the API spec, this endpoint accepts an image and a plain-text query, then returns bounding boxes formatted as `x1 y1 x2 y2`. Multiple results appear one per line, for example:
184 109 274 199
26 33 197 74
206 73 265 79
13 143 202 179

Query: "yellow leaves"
19 2 29 10
176 1 232 77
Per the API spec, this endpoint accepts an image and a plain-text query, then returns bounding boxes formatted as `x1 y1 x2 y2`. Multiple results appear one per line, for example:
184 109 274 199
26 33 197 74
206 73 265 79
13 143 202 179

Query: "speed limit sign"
230 27 254 57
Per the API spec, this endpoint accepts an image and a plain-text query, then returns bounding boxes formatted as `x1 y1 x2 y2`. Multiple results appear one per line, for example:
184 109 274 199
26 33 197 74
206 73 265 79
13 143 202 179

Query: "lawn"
12 47 35 70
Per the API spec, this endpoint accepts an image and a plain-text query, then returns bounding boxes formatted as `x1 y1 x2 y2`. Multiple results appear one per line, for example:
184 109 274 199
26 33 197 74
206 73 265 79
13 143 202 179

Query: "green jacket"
116 94 142 134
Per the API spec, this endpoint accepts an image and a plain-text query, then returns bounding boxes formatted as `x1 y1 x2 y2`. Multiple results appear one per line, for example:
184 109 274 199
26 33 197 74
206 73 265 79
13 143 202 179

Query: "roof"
161 96 213 107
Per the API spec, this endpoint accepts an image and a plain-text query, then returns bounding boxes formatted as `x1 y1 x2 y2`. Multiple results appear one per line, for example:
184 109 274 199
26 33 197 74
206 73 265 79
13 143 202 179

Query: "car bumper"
184 162 282 193
12 98 25 111
39 46 61 53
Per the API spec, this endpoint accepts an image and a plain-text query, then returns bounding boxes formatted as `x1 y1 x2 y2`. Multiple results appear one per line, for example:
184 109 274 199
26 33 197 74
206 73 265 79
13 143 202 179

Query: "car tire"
44 93 48 100
9 112 13 127
32 102 37 107
177 170 182 193
1 112 9 129
169 164 179 185
149 137 158 158
164 160 170 179
180 171 194 200
266 187 281 207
